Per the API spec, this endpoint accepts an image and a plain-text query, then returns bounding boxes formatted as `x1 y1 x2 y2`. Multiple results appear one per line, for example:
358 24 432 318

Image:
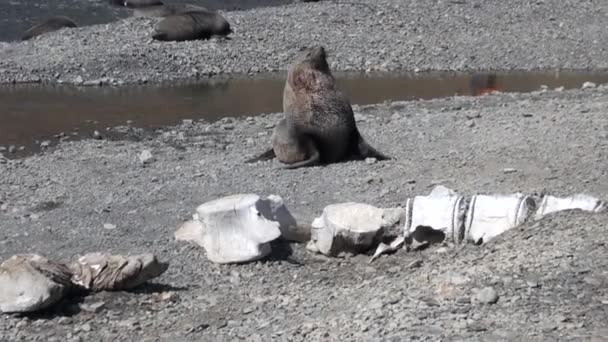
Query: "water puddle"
1 69 607 156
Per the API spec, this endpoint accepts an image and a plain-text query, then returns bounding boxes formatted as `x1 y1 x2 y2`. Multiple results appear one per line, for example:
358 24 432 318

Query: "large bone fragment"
464 193 536 244
534 194 606 220
405 185 466 244
69 253 169 291
310 202 405 257
256 195 309 242
0 254 72 313
175 194 282 264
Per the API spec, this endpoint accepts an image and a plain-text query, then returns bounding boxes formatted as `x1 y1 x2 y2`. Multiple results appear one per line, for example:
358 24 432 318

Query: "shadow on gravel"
130 282 190 294
265 240 303 266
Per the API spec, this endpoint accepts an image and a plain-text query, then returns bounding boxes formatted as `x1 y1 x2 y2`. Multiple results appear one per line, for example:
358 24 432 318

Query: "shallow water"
0 0 293 42
1 69 607 154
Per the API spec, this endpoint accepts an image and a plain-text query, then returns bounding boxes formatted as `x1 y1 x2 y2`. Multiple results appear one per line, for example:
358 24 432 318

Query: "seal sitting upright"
247 46 390 169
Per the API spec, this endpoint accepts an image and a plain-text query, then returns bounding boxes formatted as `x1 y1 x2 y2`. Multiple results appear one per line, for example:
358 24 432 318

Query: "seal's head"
288 46 333 92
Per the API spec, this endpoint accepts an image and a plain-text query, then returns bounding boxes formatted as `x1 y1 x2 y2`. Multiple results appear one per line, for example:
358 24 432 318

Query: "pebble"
139 150 154 165
582 81 596 89
93 131 102 139
474 287 499 304
8 145 16 153
40 140 51 148
80 301 106 313
503 168 517 174
365 157 377 164
103 223 117 230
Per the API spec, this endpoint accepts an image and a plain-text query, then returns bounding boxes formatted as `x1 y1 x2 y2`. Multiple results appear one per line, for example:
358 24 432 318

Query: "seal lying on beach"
152 11 232 42
132 3 208 17
109 0 163 8
21 16 77 41
247 46 390 169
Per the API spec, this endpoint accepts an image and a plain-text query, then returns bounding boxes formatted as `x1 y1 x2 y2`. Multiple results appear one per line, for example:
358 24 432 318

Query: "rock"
582 81 596 89
175 194 282 264
93 131 102 139
365 157 377 164
309 202 406 257
0 254 72 313
74 76 84 84
474 287 499 304
79 301 105 313
103 223 116 230
40 140 51 148
69 253 169 291
8 145 16 153
139 150 155 165
502 168 517 173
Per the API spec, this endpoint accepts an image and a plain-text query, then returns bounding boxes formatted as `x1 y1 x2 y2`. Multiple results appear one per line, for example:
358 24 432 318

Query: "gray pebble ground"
1 0 608 341
1 0 608 84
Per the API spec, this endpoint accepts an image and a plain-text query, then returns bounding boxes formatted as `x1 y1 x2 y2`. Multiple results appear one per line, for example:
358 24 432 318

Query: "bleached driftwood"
0 254 72 313
309 202 406 257
175 194 282 264
69 253 169 291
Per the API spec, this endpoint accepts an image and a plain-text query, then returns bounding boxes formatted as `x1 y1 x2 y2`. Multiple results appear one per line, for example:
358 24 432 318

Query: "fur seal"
21 16 77 41
132 3 208 17
152 11 232 42
247 46 390 168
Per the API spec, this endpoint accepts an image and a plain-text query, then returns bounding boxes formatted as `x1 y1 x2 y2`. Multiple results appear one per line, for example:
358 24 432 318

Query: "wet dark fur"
152 11 232 42
246 46 390 168
21 16 77 41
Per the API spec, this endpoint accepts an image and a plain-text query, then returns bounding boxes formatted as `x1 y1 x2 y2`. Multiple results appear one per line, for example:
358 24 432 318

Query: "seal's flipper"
280 141 320 169
245 148 276 163
357 138 391 160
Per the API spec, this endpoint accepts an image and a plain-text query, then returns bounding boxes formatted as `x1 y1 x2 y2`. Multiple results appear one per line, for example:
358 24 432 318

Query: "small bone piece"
369 236 406 263
310 202 405 257
534 194 606 220
464 193 536 244
175 194 282 264
0 254 72 313
69 253 168 291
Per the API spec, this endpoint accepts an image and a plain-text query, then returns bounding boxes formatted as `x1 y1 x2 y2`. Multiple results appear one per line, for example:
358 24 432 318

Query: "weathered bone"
534 194 606 220
405 185 466 244
464 193 536 244
0 254 72 313
69 253 169 291
309 202 406 257
175 194 282 264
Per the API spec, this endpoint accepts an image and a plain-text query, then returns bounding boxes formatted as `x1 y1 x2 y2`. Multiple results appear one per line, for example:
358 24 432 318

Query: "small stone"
526 280 540 288
466 120 475 127
242 306 256 314
0 203 8 211
387 266 400 274
0 146 5 152
79 301 105 313
475 287 499 304
80 323 92 332
365 157 377 164
503 168 517 174
139 150 154 165
555 86 565 92
93 131 102 139
40 140 51 148
182 119 193 125
582 81 596 89
456 297 471 304
74 76 84 84
159 292 177 302
103 223 116 230
522 113 533 117
407 259 423 269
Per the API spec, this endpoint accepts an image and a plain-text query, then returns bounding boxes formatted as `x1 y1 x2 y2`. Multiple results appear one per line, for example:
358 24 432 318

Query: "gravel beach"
1 0 608 85
1 83 608 340
2 1 608 341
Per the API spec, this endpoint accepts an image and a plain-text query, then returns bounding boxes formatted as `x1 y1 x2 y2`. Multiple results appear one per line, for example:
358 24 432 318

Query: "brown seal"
132 3 208 17
247 46 390 168
152 11 232 42
21 16 77 41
